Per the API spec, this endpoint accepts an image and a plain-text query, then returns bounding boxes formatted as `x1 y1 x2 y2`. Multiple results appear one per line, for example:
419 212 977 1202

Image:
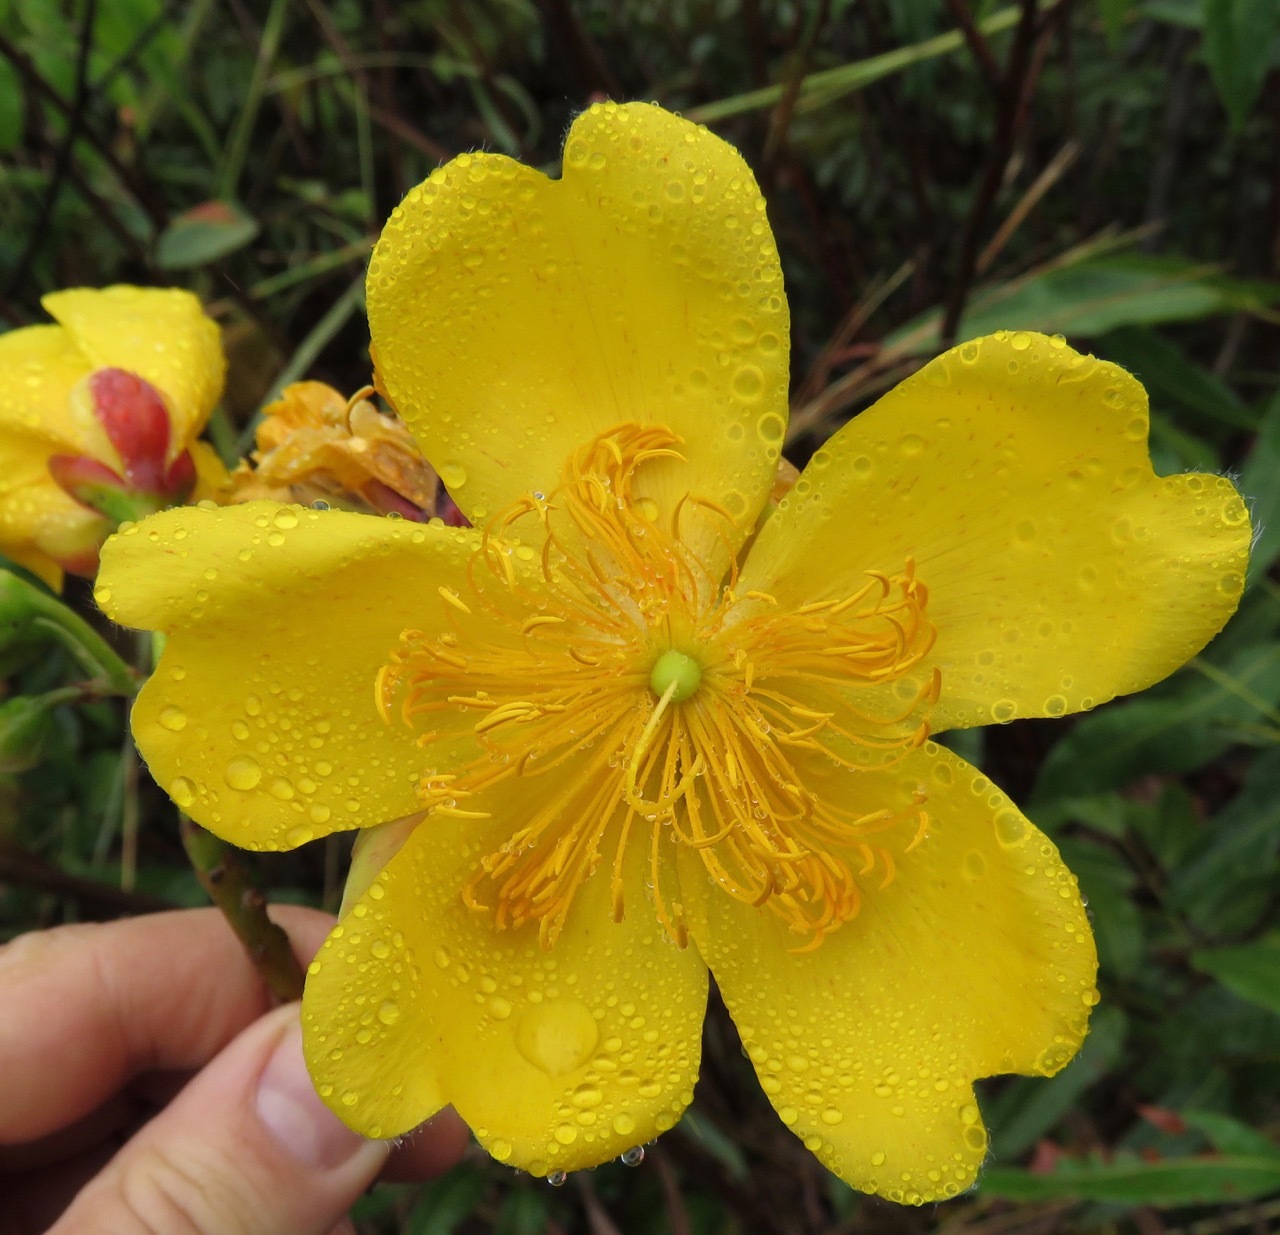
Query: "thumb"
51 1004 390 1235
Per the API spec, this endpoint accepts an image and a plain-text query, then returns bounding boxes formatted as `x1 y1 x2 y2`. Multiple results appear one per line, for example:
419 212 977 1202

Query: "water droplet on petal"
515 1000 599 1077
158 706 187 732
225 756 262 791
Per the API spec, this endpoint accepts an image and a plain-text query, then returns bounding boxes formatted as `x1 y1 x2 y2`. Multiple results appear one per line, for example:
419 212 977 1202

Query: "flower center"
648 649 701 703
377 423 937 949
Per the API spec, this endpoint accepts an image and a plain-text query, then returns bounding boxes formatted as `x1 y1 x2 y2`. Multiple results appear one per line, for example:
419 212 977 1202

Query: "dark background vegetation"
3 1 1280 1232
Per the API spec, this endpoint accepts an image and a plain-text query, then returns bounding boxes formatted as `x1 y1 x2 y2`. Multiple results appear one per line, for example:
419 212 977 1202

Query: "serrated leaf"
1192 933 1280 1016
1202 0 1280 133
155 200 259 269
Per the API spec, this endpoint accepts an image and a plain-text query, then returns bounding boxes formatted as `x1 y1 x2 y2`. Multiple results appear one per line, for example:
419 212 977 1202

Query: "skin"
0 906 471 1235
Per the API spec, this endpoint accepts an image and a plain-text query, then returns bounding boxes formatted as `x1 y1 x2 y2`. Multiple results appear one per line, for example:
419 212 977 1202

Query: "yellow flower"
227 380 440 518
96 103 1250 1203
0 286 227 589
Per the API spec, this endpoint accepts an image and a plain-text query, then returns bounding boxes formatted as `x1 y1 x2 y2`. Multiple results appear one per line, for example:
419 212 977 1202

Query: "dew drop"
378 999 401 1025
439 463 468 489
554 1123 578 1146
490 1138 512 1162
273 509 299 529
226 756 263 791
734 365 766 403
171 777 195 808
994 809 1029 847
515 999 599 1077
547 1170 568 1187
613 1112 637 1136
159 706 187 732
620 1145 645 1166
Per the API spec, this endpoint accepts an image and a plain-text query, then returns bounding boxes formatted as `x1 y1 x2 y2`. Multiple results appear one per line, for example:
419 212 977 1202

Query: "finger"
49 1004 421 1235
384 1111 473 1183
0 906 335 1145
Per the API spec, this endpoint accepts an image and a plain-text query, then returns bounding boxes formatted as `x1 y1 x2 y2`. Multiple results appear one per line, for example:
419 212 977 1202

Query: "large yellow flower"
0 286 226 589
96 103 1250 1204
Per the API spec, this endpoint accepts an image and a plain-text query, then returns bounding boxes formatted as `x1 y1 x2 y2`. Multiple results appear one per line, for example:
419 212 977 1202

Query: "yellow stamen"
373 421 937 950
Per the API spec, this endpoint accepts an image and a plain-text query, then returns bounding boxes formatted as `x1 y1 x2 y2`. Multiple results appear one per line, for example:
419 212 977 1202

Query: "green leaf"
1242 388 1280 587
1059 841 1144 977
495 1190 551 1235
1192 933 1280 1016
1101 0 1133 45
980 1153 1280 1204
678 1108 751 1181
1170 748 1280 933
1100 325 1255 432
1184 1108 1280 1158
1202 0 1280 133
155 200 259 269
405 1161 490 1235
987 1005 1128 1159
0 688 81 773
886 257 1261 355
1034 644 1280 800
0 570 135 695
0 53 21 155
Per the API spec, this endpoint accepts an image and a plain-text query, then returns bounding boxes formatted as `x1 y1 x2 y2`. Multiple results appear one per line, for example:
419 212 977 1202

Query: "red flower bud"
87 368 171 491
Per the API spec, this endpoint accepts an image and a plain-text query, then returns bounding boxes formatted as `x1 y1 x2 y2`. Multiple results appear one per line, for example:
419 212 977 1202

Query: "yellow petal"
95 502 491 849
368 100 788 570
303 809 707 1172
0 540 63 590
680 741 1096 1204
42 286 225 451
740 331 1249 728
0 424 105 584
0 322 88 447
189 439 231 501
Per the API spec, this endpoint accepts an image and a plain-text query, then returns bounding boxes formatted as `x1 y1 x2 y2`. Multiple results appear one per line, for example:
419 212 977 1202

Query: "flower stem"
179 815 306 1002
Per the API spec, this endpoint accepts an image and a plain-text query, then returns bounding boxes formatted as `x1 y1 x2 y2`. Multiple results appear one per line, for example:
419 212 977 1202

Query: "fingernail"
256 1019 385 1171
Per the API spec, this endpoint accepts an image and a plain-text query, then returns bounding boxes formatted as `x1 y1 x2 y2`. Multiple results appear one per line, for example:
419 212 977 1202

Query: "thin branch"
942 0 1003 89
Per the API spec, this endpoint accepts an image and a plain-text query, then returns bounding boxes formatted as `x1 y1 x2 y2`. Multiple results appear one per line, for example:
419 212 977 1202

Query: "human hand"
0 907 470 1234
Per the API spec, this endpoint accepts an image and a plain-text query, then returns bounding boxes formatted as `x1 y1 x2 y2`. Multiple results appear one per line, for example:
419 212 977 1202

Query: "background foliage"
3 0 1280 1231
